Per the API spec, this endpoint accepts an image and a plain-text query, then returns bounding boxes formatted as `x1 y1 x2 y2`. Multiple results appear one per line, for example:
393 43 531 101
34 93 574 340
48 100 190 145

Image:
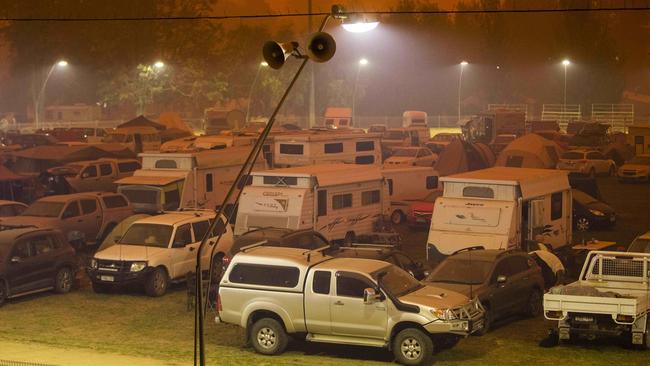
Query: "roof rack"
302 245 331 262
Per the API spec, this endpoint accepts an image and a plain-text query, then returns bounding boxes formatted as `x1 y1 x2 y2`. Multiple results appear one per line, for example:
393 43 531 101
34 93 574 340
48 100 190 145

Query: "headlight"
429 308 446 319
130 261 147 272
589 209 605 217
90 258 98 269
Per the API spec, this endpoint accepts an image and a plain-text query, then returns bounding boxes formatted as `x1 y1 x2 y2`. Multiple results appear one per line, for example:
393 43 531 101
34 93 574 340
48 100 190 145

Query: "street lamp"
458 61 468 123
153 61 165 69
245 61 269 124
352 58 368 125
562 59 571 112
342 17 380 33
35 59 68 128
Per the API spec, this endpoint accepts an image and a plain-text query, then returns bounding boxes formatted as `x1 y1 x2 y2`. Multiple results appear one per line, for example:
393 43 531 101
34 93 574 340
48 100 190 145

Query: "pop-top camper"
426 167 572 262
116 147 263 213
235 164 389 242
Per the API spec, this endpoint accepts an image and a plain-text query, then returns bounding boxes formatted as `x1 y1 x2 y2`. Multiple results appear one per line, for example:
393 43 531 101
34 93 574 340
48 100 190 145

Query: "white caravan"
116 147 263 214
427 167 572 262
235 164 390 242
273 130 382 167
382 166 439 224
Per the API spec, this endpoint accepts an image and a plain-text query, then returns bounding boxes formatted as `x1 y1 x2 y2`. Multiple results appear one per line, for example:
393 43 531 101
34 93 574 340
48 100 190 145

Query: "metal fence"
591 104 634 132
541 104 582 128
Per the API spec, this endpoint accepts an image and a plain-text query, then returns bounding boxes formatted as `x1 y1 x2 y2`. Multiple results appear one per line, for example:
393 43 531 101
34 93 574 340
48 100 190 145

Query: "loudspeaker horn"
262 41 298 69
307 32 336 63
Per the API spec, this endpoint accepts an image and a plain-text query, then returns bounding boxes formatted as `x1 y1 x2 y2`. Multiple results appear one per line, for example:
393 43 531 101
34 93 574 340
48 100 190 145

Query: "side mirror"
497 275 507 285
81 173 90 179
11 256 21 264
363 287 380 305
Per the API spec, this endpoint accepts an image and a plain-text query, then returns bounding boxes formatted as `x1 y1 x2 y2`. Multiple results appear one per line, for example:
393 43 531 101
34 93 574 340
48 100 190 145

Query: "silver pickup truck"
544 250 650 348
217 245 484 366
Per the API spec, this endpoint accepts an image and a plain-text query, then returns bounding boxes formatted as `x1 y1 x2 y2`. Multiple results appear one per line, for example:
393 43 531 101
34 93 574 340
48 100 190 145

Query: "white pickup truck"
544 250 650 347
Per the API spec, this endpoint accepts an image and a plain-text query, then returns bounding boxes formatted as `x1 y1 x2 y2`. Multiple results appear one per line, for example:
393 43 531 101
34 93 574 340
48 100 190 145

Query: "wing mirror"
497 275 508 286
11 256 21 264
363 287 380 305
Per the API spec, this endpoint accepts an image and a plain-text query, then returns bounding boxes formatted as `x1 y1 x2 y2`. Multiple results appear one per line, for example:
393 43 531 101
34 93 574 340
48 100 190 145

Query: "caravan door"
527 199 545 241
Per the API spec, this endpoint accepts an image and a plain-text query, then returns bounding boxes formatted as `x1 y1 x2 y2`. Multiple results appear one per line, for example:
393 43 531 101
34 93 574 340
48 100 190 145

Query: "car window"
313 271 331 294
208 218 226 237
11 241 31 259
62 201 81 219
336 272 371 298
586 152 599 160
509 256 531 274
229 264 300 288
118 161 140 173
491 260 510 283
102 195 129 208
99 163 113 176
192 220 210 241
80 199 98 215
31 235 55 256
173 224 193 247
81 165 97 179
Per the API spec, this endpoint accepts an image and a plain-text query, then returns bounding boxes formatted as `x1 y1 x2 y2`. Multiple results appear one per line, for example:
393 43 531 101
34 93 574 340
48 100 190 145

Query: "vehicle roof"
253 164 382 187
37 192 121 202
232 246 332 267
64 157 137 165
273 130 379 142
315 257 391 273
442 167 568 187
0 200 26 206
0 227 58 245
132 211 216 226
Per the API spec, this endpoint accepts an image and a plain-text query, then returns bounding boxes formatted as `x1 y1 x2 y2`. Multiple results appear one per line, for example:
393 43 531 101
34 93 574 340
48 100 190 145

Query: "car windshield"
562 151 584 160
572 189 599 205
426 258 493 285
628 238 650 253
629 156 650 165
373 264 423 297
120 187 160 204
21 201 64 217
383 131 406 139
119 223 173 248
393 149 418 157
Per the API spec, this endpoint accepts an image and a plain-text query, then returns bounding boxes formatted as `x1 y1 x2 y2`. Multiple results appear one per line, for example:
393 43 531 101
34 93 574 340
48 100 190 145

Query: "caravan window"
362 190 380 205
205 173 213 192
155 160 178 169
355 155 375 164
387 179 394 195
426 176 438 189
332 193 353 210
279 144 304 155
317 190 327 217
324 143 343 154
551 192 563 220
356 141 375 151
462 186 494 199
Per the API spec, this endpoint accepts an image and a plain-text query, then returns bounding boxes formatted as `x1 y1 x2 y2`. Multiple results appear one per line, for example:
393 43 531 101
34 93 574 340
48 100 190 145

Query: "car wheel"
525 289 542 317
475 305 491 336
588 168 596 179
145 267 169 297
0 280 7 306
392 328 434 366
92 282 111 294
575 217 590 232
54 267 73 294
250 318 289 355
391 210 404 225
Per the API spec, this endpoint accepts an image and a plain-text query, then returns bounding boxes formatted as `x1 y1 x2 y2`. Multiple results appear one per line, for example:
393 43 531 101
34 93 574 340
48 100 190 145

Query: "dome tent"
495 134 564 169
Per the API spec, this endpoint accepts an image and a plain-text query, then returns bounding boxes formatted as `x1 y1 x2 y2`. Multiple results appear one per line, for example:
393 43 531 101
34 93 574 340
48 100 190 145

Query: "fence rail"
592 104 634 132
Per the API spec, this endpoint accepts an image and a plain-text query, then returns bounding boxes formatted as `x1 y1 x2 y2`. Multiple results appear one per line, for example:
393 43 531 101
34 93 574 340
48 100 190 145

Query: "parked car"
572 189 616 231
0 200 27 217
0 192 133 248
405 190 443 228
425 248 545 334
43 158 141 195
384 147 437 168
217 246 484 365
557 149 616 177
88 210 234 296
0 227 77 306
332 244 429 280
424 133 461 154
618 154 650 182
225 227 330 264
489 134 517 155
628 231 650 253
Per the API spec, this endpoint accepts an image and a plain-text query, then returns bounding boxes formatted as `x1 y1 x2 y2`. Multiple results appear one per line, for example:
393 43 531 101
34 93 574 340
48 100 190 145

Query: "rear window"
229 264 300 288
462 186 494 199
356 141 375 151
562 151 584 160
80 199 97 214
263 176 298 185
118 161 140 172
102 195 129 208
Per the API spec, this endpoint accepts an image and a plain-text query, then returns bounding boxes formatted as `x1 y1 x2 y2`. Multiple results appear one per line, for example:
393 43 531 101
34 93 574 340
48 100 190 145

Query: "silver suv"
217 246 484 365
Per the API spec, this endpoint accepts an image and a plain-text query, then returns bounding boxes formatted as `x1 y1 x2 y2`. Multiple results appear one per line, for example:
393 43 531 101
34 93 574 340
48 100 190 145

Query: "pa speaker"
307 32 336 63
262 41 286 69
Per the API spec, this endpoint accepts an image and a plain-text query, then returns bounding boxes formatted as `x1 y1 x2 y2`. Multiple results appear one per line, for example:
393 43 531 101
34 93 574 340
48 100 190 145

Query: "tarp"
117 115 165 130
434 140 495 176
10 145 125 174
495 134 563 169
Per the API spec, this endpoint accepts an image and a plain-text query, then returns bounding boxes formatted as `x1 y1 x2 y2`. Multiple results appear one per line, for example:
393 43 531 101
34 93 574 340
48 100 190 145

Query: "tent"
434 139 495 176
159 112 192 132
117 115 166 130
495 133 563 169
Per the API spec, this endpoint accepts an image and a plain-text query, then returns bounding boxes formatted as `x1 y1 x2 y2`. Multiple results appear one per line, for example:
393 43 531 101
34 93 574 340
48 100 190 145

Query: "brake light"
545 310 563 319
222 255 231 267
616 314 634 323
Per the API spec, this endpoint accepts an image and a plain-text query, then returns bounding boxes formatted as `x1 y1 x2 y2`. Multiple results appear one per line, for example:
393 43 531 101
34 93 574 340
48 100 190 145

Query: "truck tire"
53 267 74 294
145 268 169 297
391 210 404 225
575 217 590 232
525 289 542 317
392 328 434 366
250 318 289 355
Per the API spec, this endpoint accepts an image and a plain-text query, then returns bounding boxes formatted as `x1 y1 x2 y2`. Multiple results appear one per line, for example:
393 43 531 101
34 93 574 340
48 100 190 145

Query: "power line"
1 6 649 22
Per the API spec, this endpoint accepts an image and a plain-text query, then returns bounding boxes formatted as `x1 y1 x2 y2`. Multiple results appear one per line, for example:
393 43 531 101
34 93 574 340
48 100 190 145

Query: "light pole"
246 61 269 124
458 61 468 123
562 59 571 112
35 60 68 128
352 58 368 126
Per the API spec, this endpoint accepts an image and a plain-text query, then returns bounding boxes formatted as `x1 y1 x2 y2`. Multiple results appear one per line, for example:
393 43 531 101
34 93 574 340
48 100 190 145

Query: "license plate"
100 275 114 282
574 315 594 323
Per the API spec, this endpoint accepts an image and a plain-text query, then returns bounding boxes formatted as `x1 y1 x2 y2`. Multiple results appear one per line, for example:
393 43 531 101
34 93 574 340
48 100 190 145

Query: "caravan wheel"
391 210 405 225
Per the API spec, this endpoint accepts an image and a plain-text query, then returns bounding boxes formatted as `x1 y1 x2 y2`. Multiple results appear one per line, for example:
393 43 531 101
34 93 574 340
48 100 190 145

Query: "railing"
591 104 634 133
541 104 582 129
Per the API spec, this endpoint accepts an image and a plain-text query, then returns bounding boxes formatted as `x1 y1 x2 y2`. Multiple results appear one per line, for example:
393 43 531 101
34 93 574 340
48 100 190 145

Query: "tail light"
616 314 634 323
545 310 563 319
222 255 231 267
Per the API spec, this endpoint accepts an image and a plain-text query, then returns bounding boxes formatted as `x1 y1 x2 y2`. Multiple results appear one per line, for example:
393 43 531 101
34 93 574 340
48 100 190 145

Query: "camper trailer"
382 166 439 224
104 126 161 153
273 130 381 167
234 164 390 242
461 110 526 145
403 110 428 127
323 107 352 128
116 147 264 214
203 109 245 135
426 167 572 262
160 133 257 153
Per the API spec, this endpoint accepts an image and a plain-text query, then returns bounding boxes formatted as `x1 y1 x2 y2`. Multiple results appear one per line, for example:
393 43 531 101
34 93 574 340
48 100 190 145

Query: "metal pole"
35 64 57 129
352 63 361 126
563 64 568 113
245 64 264 124
308 0 316 128
458 65 464 123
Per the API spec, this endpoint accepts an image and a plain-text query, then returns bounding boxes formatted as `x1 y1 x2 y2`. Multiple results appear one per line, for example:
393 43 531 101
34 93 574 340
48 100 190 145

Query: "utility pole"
308 0 316 128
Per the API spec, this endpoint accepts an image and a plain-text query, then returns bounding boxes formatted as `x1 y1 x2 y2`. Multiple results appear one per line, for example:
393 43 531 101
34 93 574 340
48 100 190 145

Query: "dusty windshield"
120 187 160 204
119 223 173 248
373 265 422 297
628 238 650 253
21 201 65 217
427 258 492 285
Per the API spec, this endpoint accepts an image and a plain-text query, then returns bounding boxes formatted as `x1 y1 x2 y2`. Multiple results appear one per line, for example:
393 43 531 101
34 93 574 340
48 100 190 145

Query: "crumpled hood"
399 284 470 309
94 244 169 262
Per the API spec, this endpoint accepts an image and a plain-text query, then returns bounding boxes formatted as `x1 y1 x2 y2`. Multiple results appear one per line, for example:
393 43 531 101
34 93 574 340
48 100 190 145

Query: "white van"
273 130 381 167
382 166 439 224
116 147 264 214
235 164 389 243
427 167 572 262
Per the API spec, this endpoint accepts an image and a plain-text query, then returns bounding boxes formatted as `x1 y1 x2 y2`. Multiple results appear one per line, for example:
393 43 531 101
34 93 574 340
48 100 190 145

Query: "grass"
1 176 649 365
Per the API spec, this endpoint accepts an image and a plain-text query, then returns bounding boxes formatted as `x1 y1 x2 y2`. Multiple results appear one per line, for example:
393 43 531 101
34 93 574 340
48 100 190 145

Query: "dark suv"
0 227 77 305
425 248 545 334
331 244 429 280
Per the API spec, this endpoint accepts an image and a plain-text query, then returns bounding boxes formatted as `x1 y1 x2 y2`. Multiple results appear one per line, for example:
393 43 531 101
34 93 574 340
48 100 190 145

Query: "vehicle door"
75 164 100 192
59 200 84 241
304 270 333 334
192 219 215 269
5 239 41 294
170 223 195 278
98 162 115 191
485 257 520 317
330 271 387 339
79 199 102 242
24 234 60 290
